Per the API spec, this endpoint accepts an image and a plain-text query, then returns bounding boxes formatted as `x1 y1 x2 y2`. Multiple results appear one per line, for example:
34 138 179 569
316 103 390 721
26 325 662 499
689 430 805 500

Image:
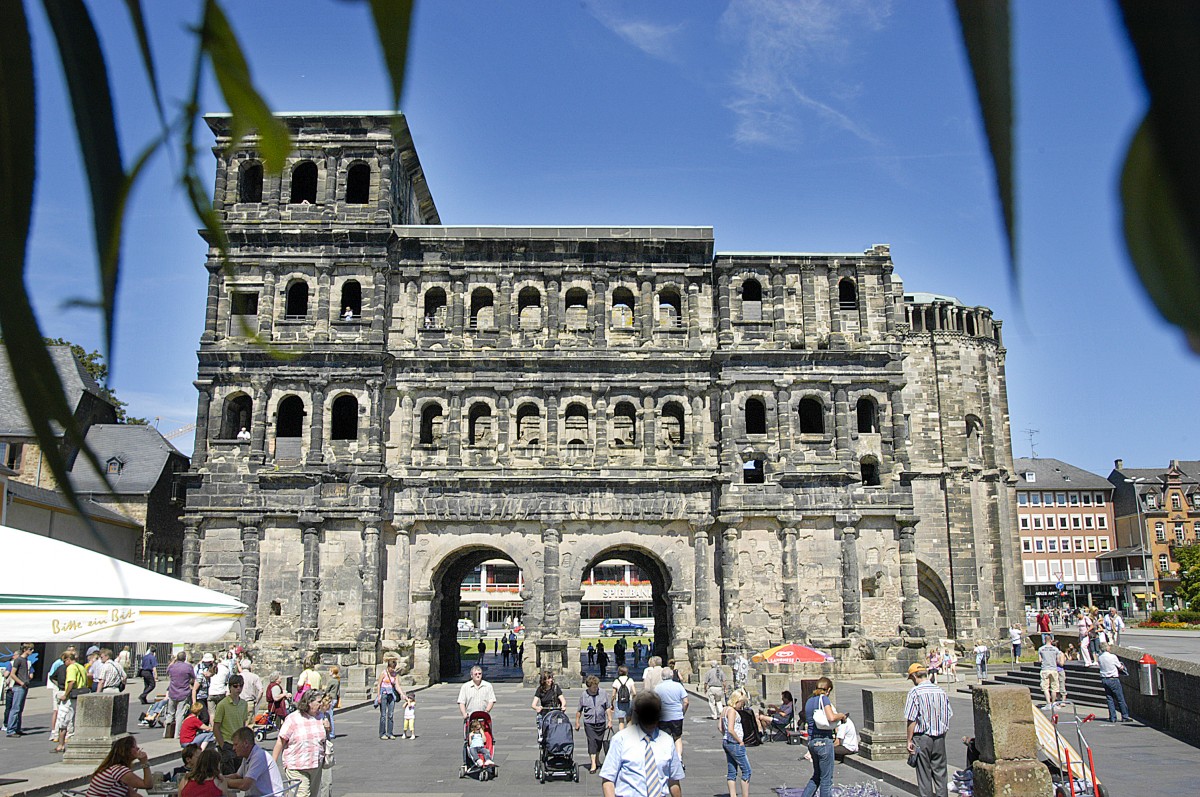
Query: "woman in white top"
721 689 751 797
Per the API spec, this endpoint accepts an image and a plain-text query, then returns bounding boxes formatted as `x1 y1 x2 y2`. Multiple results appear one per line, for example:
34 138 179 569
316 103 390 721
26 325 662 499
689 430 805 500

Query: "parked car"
457 618 475 632
599 618 647 636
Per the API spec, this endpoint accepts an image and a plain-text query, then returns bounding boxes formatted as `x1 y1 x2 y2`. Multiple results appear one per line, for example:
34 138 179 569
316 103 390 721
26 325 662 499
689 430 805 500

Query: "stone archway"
428 546 526 682
917 559 954 639
577 546 676 664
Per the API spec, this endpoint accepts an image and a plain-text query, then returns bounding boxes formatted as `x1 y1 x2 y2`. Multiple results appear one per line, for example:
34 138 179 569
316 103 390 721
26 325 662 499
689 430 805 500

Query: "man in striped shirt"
905 663 952 797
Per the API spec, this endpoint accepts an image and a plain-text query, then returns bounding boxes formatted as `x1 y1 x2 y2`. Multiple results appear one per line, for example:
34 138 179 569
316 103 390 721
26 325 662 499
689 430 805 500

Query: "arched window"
966 415 983 461
743 459 765 484
275 395 305 438
420 403 444 446
965 314 976 336
661 402 685 447
330 394 359 440
611 287 635 328
613 401 637 446
856 398 878 434
565 288 589 330
285 281 309 318
221 393 253 439
238 162 263 203
468 403 493 446
860 457 881 486
565 403 589 438
340 281 362 319
289 161 318 204
345 162 371 204
470 288 494 330
518 287 542 330
424 287 447 328
838 278 858 311
658 288 682 327
516 403 541 445
925 307 937 331
798 397 825 434
741 278 762 321
745 397 767 435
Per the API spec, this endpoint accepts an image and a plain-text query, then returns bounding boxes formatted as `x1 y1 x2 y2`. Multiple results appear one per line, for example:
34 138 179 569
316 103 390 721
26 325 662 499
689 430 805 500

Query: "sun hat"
907 663 928 676
201 652 216 663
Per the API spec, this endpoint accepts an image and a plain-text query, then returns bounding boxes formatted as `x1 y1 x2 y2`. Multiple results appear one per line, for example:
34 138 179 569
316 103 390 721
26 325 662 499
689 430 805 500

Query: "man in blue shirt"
138 648 158 704
600 692 683 797
653 666 689 761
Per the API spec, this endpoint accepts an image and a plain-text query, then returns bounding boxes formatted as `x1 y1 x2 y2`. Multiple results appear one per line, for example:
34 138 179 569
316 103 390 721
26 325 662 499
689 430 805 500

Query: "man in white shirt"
1107 607 1125 646
227 727 284 796
1096 644 1131 723
599 692 683 797
641 656 663 693
208 656 231 717
239 659 265 715
457 666 496 719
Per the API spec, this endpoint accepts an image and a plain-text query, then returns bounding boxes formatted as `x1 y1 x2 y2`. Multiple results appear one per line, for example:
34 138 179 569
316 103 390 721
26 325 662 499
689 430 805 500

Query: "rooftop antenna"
1023 428 1039 459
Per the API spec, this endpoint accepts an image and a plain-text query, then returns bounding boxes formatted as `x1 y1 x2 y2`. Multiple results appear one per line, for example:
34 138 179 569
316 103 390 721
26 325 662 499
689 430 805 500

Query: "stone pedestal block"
859 687 910 761
64 693 130 765
972 686 1038 763
971 760 1052 797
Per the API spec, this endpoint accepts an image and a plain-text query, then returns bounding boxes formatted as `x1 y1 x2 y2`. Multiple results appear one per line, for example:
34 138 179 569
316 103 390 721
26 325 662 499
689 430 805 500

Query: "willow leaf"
368 0 413 110
0 0 104 532
201 0 290 173
954 0 1016 280
122 0 168 133
1121 118 1200 344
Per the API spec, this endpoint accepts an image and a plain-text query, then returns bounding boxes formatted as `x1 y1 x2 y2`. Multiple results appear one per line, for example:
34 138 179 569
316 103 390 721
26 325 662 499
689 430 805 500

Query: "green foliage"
1174 545 1200 610
1150 610 1171 623
1178 609 1200 624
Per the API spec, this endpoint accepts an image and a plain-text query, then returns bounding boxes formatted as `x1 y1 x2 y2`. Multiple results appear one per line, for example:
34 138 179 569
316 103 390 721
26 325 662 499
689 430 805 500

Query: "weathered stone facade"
184 113 1021 691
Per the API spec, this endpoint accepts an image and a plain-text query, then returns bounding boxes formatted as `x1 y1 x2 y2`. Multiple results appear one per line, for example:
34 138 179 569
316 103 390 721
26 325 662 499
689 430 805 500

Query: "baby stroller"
460 710 498 782
535 709 578 783
138 698 170 728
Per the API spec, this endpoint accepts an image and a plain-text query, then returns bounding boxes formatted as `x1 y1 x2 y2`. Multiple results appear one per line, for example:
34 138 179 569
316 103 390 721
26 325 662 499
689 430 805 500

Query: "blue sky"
21 1 1198 476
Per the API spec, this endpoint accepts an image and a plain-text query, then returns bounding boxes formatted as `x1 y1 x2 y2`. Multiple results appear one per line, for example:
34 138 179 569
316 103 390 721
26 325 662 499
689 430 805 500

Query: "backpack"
51 663 68 690
616 677 631 705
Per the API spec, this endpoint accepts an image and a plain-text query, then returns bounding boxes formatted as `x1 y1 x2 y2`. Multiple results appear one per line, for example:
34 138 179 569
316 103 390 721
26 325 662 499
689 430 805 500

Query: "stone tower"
184 113 1020 690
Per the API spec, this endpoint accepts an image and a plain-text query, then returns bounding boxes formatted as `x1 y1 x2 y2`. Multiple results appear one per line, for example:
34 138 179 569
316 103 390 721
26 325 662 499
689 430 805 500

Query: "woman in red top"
179 747 230 797
266 672 291 718
86 736 154 797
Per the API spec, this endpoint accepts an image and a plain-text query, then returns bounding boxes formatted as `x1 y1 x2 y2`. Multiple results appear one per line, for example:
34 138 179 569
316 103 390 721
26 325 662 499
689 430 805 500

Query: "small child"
468 717 493 766
403 696 416 740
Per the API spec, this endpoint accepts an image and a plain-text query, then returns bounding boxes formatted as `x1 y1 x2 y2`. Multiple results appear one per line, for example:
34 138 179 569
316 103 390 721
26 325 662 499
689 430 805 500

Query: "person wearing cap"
905 663 952 797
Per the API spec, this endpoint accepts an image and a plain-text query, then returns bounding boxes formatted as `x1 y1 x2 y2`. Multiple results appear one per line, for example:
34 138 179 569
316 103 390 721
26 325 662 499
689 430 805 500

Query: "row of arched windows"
417 400 690 448
737 277 858 321
741 455 882 486
236 160 372 206
220 393 363 441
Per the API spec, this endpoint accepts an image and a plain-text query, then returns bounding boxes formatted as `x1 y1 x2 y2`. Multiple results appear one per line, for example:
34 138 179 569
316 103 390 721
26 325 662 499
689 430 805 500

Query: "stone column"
250 381 269 463
716 274 733 344
780 524 803 640
771 271 787 343
839 514 862 636
391 523 413 634
827 268 844 343
692 523 713 629
690 395 705 461
181 518 201 585
365 379 384 465
447 390 462 466
889 386 910 468
593 280 608 347
370 266 388 339
192 381 213 464
641 392 656 460
495 395 510 466
718 526 743 646
776 387 793 463
545 390 559 466
307 383 326 465
800 265 818 350
315 268 331 342
897 514 923 636
686 281 701 348
546 278 560 345
260 268 277 339
542 527 562 635
450 277 466 340
833 384 852 464
201 262 221 343
360 516 383 639
639 278 654 344
299 519 322 636
497 275 512 347
239 516 261 636
594 394 609 466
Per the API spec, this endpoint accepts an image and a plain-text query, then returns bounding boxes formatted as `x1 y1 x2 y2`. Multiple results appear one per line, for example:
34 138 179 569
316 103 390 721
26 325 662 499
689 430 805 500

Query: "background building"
1109 459 1200 611
184 113 1023 689
1013 458 1116 609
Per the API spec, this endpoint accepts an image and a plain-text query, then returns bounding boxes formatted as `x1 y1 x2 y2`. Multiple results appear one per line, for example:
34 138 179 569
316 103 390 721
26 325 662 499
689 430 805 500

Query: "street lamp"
1125 477 1151 618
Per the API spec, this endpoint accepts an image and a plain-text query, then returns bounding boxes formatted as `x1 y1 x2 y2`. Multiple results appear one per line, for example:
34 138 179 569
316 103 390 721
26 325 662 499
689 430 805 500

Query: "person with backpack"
610 666 636 730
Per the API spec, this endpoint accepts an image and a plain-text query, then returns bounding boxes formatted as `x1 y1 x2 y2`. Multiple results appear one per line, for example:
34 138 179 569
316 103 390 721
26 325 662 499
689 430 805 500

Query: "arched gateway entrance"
579 547 674 664
430 547 526 681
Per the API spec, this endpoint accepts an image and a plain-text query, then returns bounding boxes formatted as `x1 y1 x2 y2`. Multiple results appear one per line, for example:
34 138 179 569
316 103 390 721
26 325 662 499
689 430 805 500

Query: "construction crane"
163 423 196 441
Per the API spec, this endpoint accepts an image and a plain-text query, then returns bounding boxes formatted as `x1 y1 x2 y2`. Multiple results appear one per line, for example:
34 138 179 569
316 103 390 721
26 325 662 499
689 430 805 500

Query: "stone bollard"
971 686 1052 797
64 692 130 765
859 687 910 760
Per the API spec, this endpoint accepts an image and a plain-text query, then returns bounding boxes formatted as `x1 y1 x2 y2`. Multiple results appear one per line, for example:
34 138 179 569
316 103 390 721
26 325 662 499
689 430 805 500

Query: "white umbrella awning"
0 524 245 643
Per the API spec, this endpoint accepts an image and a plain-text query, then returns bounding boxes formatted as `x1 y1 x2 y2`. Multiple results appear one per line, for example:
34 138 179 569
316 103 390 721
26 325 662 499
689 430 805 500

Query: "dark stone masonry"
184 113 1022 693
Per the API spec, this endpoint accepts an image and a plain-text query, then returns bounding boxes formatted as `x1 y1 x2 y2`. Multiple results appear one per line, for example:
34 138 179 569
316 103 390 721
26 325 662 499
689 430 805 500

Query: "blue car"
599 618 647 636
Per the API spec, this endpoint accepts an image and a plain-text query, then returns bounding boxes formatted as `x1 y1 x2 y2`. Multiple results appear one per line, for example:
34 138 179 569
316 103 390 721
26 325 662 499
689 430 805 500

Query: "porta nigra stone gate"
184 113 1022 692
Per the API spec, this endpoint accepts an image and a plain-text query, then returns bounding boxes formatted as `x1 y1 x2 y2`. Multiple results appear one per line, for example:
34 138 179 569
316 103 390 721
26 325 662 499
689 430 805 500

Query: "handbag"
907 750 919 768
812 696 835 730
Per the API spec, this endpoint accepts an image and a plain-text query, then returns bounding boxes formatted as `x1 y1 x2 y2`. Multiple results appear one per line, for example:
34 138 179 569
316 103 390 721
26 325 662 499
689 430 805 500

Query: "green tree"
1174 545 1200 610
42 337 146 425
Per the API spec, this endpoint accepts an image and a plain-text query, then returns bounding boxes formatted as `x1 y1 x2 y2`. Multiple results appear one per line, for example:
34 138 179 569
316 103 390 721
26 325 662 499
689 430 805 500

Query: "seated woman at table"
86 736 155 797
178 747 231 797
755 690 795 734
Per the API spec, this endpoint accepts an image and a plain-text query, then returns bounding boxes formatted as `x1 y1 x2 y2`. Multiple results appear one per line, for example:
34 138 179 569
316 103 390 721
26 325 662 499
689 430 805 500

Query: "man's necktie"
642 734 666 797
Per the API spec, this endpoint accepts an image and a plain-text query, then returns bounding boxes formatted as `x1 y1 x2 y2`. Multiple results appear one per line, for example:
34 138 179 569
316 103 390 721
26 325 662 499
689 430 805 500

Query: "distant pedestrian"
704 661 727 720
801 677 848 797
905 664 952 797
598 646 609 679
614 636 627 668
373 657 405 740
501 640 511 668
517 642 525 665
138 648 159 704
1107 607 1125 646
402 695 416 739
972 641 989 680
1008 624 1025 661
494 637 498 655
5 643 33 736
1037 635 1065 709
1097 644 1131 722
115 646 132 673
53 650 89 753
1036 610 1050 635
1075 610 1095 667
587 643 596 666
598 691 683 797
611 665 636 730
641 656 663 694
240 659 264 716
166 651 196 736
476 638 486 664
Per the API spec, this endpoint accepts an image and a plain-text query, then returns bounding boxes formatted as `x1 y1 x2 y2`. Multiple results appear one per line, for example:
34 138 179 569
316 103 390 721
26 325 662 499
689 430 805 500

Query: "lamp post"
1125 477 1150 619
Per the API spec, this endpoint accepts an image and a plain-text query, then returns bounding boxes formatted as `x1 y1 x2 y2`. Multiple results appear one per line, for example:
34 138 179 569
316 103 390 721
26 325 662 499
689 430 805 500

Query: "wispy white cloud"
719 0 891 148
586 3 685 63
